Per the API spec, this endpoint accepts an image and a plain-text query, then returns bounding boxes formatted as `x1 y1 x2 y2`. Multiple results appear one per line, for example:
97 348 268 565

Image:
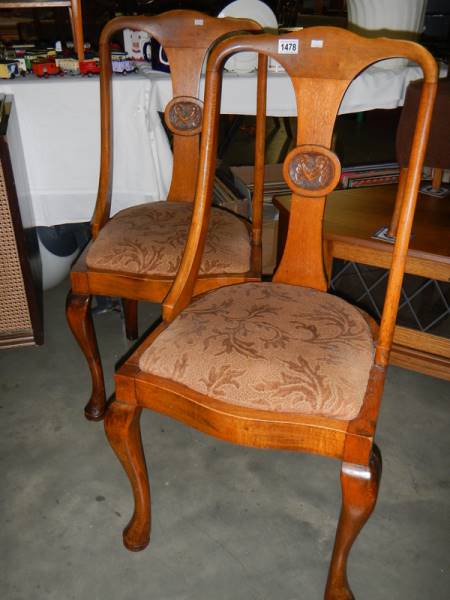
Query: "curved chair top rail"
91 10 263 237
207 26 437 82
163 26 437 370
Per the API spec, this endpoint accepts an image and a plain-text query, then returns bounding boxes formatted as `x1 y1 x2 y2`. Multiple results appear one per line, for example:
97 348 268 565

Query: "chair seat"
139 282 375 420
86 202 251 276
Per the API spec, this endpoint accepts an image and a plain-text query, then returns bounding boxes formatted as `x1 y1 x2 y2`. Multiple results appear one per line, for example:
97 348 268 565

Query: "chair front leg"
66 291 106 421
104 400 151 551
325 445 382 600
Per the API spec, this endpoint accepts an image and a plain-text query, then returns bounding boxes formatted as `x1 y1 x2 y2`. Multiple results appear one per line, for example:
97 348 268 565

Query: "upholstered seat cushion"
139 283 375 420
86 202 251 276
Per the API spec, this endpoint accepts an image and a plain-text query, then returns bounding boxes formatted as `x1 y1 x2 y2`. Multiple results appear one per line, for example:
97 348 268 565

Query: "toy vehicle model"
79 58 100 76
15 57 27 76
25 50 49 71
56 57 80 75
32 59 61 78
0 60 20 79
111 51 136 75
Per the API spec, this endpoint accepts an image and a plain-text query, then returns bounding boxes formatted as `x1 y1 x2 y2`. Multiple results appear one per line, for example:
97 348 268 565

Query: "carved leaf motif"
288 152 334 191
169 101 202 131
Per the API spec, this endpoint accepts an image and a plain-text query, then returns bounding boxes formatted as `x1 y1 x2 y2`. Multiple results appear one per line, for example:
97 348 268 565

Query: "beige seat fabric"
140 282 375 420
86 202 251 276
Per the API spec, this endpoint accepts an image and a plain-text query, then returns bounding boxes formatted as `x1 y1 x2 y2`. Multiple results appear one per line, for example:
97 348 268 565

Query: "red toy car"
79 58 101 76
32 59 61 78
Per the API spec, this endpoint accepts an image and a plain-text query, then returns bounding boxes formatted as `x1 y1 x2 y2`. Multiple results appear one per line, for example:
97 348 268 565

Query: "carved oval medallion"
164 96 203 136
283 145 341 197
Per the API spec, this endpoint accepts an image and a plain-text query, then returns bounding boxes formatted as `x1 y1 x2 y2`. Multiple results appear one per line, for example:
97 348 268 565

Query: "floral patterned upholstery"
86 202 251 276
139 283 376 420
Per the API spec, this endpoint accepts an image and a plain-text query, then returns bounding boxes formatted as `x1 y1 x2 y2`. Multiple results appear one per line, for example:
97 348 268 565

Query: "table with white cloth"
0 62 438 228
0 73 171 227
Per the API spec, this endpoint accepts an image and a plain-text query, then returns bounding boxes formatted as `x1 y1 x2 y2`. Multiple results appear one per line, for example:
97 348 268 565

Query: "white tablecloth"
0 62 439 227
140 61 432 116
0 73 172 226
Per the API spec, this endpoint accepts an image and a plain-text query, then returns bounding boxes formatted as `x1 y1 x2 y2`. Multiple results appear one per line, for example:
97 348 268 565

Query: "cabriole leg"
104 400 151 551
66 291 106 421
325 445 382 600
122 298 138 341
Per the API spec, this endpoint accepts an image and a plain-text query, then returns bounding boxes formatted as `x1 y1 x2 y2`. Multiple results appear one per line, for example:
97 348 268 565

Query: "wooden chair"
104 28 436 597
0 1 85 60
66 11 265 421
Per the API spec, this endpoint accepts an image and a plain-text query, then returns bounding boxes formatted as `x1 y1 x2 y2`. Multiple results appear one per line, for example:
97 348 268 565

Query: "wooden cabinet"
0 95 43 348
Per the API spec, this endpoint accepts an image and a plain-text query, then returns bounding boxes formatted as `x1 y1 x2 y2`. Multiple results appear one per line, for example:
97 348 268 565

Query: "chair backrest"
91 10 262 237
163 26 437 369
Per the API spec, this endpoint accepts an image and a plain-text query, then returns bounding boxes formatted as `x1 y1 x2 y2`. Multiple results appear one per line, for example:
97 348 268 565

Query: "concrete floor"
1 279 449 600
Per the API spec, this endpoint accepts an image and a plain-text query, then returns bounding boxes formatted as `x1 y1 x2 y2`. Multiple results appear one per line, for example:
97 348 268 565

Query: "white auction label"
278 39 299 54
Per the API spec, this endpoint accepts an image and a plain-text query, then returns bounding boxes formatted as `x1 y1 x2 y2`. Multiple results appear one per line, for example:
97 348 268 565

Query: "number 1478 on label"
278 40 299 54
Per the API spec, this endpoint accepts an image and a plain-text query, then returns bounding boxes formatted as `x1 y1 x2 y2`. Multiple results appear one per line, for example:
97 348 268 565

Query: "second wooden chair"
67 10 265 421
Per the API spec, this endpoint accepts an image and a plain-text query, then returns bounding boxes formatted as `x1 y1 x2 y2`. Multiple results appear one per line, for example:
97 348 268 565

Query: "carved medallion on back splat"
283 144 341 197
164 96 203 136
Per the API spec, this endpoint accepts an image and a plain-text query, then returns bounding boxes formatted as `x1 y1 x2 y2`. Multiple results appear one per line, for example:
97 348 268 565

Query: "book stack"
214 167 282 275
230 161 402 198
340 162 400 189
230 164 289 205
212 175 250 218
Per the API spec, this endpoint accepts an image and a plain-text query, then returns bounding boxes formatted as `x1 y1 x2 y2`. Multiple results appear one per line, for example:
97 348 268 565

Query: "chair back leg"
122 299 139 341
431 167 443 191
